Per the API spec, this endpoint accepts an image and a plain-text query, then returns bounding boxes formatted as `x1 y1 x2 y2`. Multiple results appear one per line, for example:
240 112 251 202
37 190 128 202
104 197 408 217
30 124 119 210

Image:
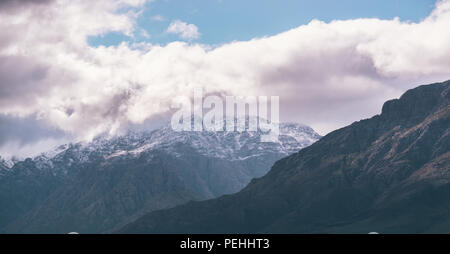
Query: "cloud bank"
1 0 450 157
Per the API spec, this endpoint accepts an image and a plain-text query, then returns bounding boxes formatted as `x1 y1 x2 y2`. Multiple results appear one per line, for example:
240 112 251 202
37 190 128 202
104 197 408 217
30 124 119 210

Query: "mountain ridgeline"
0 123 320 233
118 80 450 234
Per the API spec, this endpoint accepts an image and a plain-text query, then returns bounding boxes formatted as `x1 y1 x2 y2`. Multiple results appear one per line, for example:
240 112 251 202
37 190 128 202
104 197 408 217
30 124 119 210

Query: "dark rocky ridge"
118 80 450 234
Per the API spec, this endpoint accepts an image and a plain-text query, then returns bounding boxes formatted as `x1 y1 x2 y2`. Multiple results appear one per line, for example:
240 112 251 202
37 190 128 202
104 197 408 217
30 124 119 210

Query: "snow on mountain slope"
0 122 322 177
22 122 321 171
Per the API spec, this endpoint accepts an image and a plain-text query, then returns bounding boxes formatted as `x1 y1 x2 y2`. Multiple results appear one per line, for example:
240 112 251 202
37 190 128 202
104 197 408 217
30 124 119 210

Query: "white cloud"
166 20 201 40
1 0 450 156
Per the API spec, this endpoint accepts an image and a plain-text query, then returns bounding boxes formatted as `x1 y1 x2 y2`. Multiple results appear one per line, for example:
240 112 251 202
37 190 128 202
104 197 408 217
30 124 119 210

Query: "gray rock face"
117 80 450 234
0 122 320 233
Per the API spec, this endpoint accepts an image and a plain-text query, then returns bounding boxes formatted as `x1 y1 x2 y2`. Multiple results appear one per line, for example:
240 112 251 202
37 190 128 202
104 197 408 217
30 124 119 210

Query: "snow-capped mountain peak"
4 122 321 173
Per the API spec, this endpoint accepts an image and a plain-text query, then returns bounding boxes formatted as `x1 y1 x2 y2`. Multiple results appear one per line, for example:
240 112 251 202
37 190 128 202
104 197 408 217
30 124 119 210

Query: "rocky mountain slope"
118 80 450 234
0 122 320 233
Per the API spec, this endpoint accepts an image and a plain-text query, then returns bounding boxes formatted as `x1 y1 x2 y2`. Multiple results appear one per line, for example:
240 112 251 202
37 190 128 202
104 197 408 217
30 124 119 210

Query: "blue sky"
89 0 438 47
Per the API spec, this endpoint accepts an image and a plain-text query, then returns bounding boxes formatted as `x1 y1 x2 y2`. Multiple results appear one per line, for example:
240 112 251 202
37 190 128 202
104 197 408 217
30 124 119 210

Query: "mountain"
118 80 450 234
0 157 9 173
0 158 64 230
0 122 320 233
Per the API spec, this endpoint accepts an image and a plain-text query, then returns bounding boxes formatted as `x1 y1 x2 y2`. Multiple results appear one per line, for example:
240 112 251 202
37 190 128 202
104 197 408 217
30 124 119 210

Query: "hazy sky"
1 0 450 158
